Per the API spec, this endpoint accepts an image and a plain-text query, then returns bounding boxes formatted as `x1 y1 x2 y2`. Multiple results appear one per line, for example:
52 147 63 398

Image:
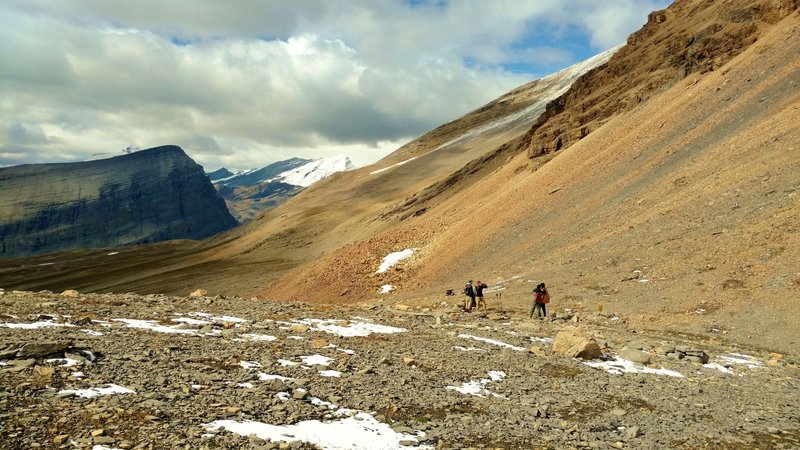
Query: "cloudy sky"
0 0 668 171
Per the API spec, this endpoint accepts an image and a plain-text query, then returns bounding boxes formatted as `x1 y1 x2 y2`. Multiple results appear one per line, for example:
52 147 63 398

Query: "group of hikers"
462 279 489 311
462 279 550 318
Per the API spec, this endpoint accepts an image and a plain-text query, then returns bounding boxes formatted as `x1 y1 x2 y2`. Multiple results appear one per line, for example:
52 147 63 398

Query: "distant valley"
207 155 355 222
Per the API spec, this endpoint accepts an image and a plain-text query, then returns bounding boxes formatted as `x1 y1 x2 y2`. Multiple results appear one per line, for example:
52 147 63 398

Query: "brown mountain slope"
1 0 797 353
261 3 800 351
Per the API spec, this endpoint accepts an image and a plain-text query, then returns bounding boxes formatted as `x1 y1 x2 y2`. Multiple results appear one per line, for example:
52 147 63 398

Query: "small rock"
529 346 547 357
53 435 69 445
189 289 208 298
91 429 105 437
402 357 415 366
0 346 21 359
60 289 80 297
619 348 651 365
7 359 36 372
289 324 309 333
610 408 627 417
625 426 641 439
357 367 374 375
311 339 329 349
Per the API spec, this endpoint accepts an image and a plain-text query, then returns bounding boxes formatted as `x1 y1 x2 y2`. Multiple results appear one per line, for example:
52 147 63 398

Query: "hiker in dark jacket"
530 283 550 319
464 280 476 311
475 281 488 311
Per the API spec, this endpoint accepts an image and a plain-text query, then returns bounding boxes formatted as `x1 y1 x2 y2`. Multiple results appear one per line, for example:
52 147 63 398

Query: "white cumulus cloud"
0 0 669 170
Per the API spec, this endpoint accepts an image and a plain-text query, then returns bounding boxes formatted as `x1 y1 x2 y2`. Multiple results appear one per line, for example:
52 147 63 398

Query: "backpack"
542 292 551 304
464 284 474 296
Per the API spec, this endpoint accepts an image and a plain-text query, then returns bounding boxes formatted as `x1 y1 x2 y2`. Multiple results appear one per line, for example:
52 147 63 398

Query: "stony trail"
1 290 798 449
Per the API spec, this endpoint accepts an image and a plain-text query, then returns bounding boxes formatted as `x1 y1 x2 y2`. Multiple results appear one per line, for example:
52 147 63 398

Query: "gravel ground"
1 290 798 449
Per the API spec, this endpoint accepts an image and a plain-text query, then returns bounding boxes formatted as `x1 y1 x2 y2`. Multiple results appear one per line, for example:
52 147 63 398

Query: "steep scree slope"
258 1 800 351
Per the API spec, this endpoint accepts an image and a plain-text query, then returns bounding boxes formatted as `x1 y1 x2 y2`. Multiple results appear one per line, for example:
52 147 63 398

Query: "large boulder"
552 327 602 360
15 341 73 358
619 347 652 365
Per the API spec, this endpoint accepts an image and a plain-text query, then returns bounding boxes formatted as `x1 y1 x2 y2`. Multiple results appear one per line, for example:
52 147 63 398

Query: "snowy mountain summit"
271 155 355 187
210 155 355 222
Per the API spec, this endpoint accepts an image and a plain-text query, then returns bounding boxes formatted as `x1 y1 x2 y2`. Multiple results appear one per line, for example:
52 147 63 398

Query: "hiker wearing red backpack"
530 282 550 319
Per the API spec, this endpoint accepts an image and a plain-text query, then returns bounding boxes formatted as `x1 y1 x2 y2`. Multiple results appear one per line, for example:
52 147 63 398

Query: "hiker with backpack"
475 280 488 311
464 280 476 312
530 282 550 319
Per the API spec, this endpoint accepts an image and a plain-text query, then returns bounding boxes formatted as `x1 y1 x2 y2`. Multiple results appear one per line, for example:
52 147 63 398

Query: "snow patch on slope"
376 249 416 274
432 45 622 153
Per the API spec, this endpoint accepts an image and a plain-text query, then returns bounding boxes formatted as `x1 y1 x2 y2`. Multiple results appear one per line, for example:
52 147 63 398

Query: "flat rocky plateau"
1 290 798 450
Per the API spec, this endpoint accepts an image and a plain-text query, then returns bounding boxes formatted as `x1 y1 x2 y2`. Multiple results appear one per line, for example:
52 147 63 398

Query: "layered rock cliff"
0 145 237 256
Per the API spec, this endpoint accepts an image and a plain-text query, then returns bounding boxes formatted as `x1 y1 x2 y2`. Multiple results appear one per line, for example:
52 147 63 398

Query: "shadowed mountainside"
0 146 236 257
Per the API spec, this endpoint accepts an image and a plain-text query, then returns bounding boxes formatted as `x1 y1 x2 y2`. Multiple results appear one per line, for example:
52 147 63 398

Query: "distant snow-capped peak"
270 155 355 187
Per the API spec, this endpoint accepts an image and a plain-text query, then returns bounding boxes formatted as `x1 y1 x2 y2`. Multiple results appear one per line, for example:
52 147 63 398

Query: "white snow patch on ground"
240 333 278 342
453 346 485 352
369 156 418 175
379 284 394 294
206 411 424 449
277 392 290 401
529 336 554 344
258 373 293 382
236 383 254 388
45 358 81 367
277 359 300 367
288 336 305 340
239 361 262 370
446 371 507 398
319 370 342 378
295 318 406 337
584 356 684 378
81 329 104 336
702 362 736 375
719 353 763 369
300 354 333 366
59 384 135 398
309 396 338 410
107 252 119 256
93 445 124 450
113 319 196 334
458 334 526 352
70 372 85 378
1 320 75 329
190 312 247 323
172 317 212 326
376 249 416 274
